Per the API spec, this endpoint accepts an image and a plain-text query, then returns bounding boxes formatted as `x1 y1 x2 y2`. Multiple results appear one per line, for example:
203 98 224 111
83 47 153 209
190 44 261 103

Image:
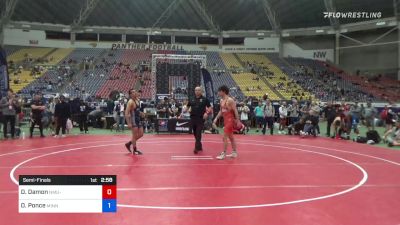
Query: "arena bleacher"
3 46 398 104
0 1 399 225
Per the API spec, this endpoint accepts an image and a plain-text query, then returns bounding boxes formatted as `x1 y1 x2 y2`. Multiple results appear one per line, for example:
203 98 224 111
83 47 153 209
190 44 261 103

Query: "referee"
188 87 211 154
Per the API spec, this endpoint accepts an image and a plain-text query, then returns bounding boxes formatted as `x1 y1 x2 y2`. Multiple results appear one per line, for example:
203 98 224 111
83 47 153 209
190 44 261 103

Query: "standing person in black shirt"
54 95 71 138
157 99 169 118
324 102 337 137
0 89 19 139
30 94 46 138
78 99 89 134
187 87 212 154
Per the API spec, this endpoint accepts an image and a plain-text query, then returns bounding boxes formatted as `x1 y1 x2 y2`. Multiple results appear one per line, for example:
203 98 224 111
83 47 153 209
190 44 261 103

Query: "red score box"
102 185 117 199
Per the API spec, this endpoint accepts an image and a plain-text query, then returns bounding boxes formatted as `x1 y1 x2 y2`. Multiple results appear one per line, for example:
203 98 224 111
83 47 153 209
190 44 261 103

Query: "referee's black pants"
30 117 44 136
191 117 204 151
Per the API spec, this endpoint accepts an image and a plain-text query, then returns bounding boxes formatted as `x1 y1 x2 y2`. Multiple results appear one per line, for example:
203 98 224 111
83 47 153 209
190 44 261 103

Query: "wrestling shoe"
193 147 203 154
133 146 143 155
125 142 132 153
227 151 238 158
194 148 203 154
134 150 143 155
216 151 226 160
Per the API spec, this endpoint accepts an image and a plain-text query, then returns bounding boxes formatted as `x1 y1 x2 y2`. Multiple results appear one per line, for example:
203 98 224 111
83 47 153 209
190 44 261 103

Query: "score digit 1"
102 185 117 213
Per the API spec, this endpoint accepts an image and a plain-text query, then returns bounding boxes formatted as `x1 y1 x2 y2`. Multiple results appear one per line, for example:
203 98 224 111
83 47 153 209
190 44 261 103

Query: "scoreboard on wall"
19 175 117 213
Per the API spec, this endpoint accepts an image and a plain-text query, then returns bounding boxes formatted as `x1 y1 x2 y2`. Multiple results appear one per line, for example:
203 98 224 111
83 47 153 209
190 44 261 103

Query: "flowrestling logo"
323 11 382 19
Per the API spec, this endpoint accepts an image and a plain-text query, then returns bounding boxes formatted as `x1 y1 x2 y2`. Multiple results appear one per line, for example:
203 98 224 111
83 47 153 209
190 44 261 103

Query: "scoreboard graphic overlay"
19 175 117 213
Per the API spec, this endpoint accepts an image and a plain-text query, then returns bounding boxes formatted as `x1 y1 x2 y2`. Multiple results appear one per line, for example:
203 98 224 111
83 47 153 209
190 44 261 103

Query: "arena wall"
282 40 334 61
3 28 279 53
338 28 398 76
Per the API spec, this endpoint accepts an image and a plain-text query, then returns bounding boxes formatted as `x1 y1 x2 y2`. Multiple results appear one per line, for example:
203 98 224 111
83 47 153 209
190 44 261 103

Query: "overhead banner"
201 68 215 103
111 43 184 51
0 47 9 96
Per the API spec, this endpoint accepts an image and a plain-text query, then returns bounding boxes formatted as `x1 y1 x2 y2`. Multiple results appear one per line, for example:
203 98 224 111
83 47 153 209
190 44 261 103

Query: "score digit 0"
102 185 116 199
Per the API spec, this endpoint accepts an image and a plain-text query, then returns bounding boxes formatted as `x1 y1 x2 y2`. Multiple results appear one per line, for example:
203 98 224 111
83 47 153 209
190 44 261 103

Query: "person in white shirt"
238 101 250 133
288 99 300 125
279 101 288 134
309 102 321 135
168 99 179 118
180 99 191 119
114 99 126 132
262 99 275 135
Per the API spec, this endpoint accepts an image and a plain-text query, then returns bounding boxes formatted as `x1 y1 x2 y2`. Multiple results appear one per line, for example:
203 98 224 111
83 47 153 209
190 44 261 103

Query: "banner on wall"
156 94 171 103
157 119 169 132
29 40 39 45
111 43 184 51
156 118 192 133
313 51 327 59
0 47 9 97
223 47 276 52
167 118 191 133
201 68 215 103
283 42 334 62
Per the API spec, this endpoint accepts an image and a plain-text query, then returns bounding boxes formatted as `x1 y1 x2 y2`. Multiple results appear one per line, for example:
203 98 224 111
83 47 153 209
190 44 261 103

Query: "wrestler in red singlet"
213 85 239 160
221 98 235 134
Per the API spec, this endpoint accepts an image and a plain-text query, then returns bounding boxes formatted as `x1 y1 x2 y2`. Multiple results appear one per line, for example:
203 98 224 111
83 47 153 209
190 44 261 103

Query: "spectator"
30 94 46 138
289 118 305 135
360 103 365 121
254 102 264 132
301 114 316 136
300 101 311 118
309 102 321 135
362 102 377 131
323 102 337 137
384 107 397 133
180 99 191 119
332 111 345 139
262 99 275 135
238 102 250 133
168 99 179 118
47 97 57 136
106 98 114 115
54 95 71 138
114 99 126 132
279 101 288 134
383 122 400 147
350 102 361 135
157 99 169 118
78 99 89 134
0 89 19 139
288 100 300 125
